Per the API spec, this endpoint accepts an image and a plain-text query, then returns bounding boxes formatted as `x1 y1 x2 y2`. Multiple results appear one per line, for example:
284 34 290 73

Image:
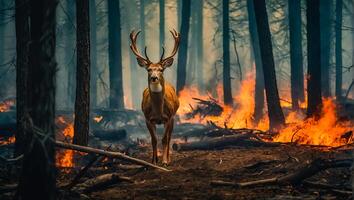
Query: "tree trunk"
352 0 354 98
73 0 90 146
320 0 332 97
176 0 191 94
222 0 233 106
159 0 165 56
196 0 204 91
14 0 30 157
17 0 57 198
247 0 264 123
335 0 343 101
90 0 97 108
289 0 304 109
65 0 76 109
306 0 322 118
108 0 124 109
252 0 285 130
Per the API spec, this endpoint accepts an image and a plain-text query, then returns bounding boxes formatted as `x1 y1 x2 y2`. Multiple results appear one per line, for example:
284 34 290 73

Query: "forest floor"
62 144 352 200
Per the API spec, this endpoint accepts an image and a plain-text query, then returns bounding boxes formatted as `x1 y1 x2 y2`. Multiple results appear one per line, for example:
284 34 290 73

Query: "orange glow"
0 99 15 112
177 72 353 147
56 116 75 169
93 115 103 123
0 136 15 145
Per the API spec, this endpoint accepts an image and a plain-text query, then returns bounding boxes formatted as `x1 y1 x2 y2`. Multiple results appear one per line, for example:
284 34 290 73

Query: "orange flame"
56 116 74 169
0 136 15 145
0 99 15 112
177 72 353 147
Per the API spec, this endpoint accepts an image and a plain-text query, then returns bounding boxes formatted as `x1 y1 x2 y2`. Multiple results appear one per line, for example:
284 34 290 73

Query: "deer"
129 29 180 166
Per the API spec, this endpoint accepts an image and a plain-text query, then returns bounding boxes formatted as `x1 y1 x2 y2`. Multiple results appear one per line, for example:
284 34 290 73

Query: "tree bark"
252 0 285 130
90 0 97 108
247 0 264 123
335 0 343 101
196 0 204 91
306 0 322 118
108 0 124 109
15 0 30 157
222 0 233 106
159 0 165 57
320 0 332 97
17 0 57 198
74 0 90 146
65 0 76 109
289 0 305 109
176 0 191 94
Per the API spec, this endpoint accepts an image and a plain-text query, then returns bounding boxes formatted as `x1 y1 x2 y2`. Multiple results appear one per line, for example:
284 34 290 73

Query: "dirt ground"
71 145 352 200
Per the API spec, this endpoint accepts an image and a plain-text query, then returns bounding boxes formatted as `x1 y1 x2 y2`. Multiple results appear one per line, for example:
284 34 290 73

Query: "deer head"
130 29 180 92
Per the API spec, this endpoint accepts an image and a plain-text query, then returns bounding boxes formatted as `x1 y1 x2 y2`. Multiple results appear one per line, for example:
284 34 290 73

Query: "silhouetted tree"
247 0 264 123
108 0 124 108
335 0 343 101
253 0 285 130
160 0 165 56
14 0 30 157
90 0 97 107
289 0 305 109
196 0 204 90
176 0 191 93
73 0 90 146
222 0 233 105
17 0 57 198
306 0 322 117
320 0 332 97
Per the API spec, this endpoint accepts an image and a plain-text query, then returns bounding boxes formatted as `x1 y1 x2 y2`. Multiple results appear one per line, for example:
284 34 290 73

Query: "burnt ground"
69 145 351 200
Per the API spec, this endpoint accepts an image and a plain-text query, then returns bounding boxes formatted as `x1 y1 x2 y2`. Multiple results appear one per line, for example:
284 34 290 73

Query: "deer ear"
137 58 148 67
162 58 174 68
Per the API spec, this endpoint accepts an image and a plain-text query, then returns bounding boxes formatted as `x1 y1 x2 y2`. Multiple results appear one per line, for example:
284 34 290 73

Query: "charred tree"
65 0 76 108
73 0 90 146
17 0 57 198
14 0 30 157
306 0 322 117
196 0 204 91
222 0 233 105
90 0 97 108
335 0 343 101
108 0 124 109
289 0 305 109
320 0 332 97
176 0 191 93
247 0 264 123
252 0 285 130
159 0 165 56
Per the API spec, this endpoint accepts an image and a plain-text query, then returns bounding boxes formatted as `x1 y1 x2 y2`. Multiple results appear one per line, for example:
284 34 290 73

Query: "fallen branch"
73 173 132 192
55 140 170 172
173 133 279 151
0 154 23 163
210 158 352 188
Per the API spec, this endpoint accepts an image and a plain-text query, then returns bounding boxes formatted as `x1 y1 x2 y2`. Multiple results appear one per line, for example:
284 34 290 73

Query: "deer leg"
146 121 158 164
162 118 173 165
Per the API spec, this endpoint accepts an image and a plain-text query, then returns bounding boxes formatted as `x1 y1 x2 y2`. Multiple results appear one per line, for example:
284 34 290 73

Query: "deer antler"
130 30 151 66
159 29 180 63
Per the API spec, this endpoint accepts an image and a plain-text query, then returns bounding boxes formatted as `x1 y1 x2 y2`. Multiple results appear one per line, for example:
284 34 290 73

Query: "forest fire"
0 136 15 145
178 75 353 147
56 116 74 168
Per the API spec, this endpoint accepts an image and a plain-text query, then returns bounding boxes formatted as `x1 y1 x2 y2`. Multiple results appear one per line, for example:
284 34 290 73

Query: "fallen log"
211 158 352 188
73 173 132 192
92 129 127 141
54 140 170 172
173 133 279 151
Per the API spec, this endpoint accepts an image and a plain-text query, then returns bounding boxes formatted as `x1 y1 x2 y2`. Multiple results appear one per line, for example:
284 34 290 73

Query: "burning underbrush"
177 74 353 148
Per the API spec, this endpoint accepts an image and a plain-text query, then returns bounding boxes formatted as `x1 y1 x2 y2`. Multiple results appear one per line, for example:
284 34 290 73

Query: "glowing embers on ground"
55 116 74 168
177 75 353 147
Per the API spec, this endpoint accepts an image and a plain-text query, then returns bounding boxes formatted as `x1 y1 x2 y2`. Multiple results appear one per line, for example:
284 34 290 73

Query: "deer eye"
147 69 152 72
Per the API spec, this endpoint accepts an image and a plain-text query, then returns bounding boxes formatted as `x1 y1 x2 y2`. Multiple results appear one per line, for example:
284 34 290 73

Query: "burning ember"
56 116 74 168
0 136 15 145
178 74 353 147
0 99 15 112
93 115 103 123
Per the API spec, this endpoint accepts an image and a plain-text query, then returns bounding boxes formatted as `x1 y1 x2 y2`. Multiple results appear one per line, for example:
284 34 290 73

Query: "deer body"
130 30 180 165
